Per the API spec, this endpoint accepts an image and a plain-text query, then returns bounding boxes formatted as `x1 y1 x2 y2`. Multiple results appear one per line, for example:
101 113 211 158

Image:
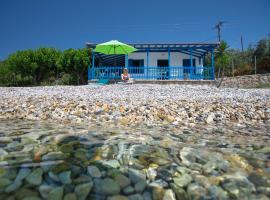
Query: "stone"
74 182 93 200
123 186 135 195
39 185 53 199
134 180 147 193
94 178 120 195
152 186 165 200
108 195 128 200
142 191 152 200
87 165 101 178
0 178 12 188
147 167 157 181
163 189 176 200
114 174 131 188
128 194 144 200
73 175 92 184
58 171 72 184
54 134 79 145
0 148 8 157
42 152 66 161
25 168 43 185
48 171 60 182
128 169 146 184
47 186 64 200
187 183 207 200
51 162 70 174
15 168 31 182
5 180 22 193
14 188 39 200
173 174 192 188
208 185 229 200
63 193 77 200
170 183 188 200
99 160 120 168
221 174 255 199
22 197 42 200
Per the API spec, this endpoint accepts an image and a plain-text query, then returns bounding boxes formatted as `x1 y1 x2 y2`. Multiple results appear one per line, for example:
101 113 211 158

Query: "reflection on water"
0 120 269 200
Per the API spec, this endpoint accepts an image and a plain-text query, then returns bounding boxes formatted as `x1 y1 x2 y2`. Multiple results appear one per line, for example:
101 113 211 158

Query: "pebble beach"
0 84 270 125
0 84 270 200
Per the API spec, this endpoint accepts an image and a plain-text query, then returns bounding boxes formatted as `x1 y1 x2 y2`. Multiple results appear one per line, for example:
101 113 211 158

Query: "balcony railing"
88 66 215 80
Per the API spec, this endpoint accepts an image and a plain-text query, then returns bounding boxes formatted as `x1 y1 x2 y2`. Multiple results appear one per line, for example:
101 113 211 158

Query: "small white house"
86 42 219 80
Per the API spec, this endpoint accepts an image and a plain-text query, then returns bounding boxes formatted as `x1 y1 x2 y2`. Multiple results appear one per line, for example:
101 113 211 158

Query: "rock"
25 168 43 185
48 171 60 182
42 152 66 161
170 183 188 200
58 171 72 184
142 191 152 200
74 182 93 200
128 194 144 200
149 179 169 188
114 174 131 188
94 178 120 195
128 169 146 184
147 167 157 181
187 183 207 200
134 180 147 193
73 175 92 184
152 186 165 200
5 180 22 193
108 195 128 200
123 186 135 195
39 185 53 199
173 174 192 188
22 197 42 200
163 189 176 200
0 178 12 188
99 160 120 168
87 165 101 178
15 168 31 182
63 193 77 200
0 148 8 157
47 186 64 200
221 174 255 199
54 134 79 145
248 172 269 187
180 147 207 166
208 185 229 200
52 162 70 174
14 188 39 200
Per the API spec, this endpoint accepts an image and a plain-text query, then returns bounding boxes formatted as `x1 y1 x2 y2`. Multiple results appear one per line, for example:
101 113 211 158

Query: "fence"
89 66 214 80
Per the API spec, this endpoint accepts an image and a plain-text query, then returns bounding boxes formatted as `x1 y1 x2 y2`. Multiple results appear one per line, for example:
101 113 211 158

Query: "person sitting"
121 68 133 83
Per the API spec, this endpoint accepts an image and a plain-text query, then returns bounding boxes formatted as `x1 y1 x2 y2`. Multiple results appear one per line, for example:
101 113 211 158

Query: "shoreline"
0 85 270 126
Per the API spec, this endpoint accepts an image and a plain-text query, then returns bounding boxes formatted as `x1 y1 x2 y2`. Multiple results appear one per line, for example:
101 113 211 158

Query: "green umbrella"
94 40 137 55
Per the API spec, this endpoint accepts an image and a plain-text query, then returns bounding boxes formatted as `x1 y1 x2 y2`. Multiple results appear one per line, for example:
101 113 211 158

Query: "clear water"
0 119 269 200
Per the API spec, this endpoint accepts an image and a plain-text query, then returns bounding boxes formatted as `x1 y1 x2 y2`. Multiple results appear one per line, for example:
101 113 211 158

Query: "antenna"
214 21 227 42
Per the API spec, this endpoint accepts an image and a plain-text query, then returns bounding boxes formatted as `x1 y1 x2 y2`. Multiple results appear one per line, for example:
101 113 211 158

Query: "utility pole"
241 35 244 52
214 21 227 42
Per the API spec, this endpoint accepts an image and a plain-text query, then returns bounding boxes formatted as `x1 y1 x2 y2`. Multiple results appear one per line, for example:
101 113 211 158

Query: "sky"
0 0 270 60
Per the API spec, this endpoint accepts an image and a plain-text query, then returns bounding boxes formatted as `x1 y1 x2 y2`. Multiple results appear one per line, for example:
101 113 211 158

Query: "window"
183 59 196 74
128 59 144 74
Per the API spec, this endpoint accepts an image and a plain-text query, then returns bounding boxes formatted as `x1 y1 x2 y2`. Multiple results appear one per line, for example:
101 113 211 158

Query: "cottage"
86 42 219 81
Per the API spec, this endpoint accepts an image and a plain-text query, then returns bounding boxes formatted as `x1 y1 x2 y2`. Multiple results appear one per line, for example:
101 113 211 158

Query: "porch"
86 43 219 81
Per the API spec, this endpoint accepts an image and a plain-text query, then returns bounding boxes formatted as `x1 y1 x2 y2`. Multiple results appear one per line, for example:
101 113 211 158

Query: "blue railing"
88 66 214 80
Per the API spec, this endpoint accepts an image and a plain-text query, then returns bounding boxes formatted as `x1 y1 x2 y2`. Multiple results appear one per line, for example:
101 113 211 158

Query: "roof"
86 42 219 66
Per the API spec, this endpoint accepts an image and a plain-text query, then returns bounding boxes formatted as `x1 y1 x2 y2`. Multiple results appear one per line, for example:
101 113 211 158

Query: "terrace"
86 42 219 82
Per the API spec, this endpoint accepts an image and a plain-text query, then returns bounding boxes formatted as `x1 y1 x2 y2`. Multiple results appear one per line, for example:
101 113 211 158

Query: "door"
157 60 169 80
182 59 196 79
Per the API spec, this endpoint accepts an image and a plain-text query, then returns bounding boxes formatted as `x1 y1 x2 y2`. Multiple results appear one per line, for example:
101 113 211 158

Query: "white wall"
127 51 203 79
127 52 202 67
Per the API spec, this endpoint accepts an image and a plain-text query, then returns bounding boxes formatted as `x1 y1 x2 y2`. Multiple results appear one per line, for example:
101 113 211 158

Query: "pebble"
87 166 102 178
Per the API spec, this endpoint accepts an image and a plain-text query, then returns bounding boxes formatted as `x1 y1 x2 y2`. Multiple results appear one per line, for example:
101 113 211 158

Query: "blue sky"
0 0 269 60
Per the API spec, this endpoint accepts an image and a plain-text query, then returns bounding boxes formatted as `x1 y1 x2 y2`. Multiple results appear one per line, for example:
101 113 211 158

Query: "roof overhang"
86 42 219 66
